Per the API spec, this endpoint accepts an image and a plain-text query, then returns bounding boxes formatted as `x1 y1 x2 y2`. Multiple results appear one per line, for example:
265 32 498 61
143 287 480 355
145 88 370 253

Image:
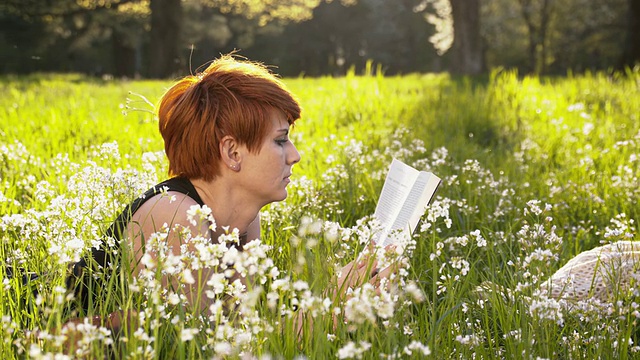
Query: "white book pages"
373 158 441 246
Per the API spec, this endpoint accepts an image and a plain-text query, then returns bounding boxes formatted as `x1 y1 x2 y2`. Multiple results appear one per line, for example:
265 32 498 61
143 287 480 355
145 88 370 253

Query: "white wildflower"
403 340 431 356
181 328 199 342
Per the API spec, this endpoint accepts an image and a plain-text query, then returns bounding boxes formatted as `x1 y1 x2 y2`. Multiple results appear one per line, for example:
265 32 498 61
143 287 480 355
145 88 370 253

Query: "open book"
373 159 441 246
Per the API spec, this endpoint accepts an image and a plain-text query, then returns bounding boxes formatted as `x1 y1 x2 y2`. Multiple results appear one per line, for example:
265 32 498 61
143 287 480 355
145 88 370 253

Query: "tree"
517 0 553 74
621 0 640 68
481 0 628 74
361 0 436 74
549 0 627 73
481 0 528 71
449 0 482 74
261 0 370 76
0 0 633 76
248 0 438 76
110 3 148 77
149 0 182 78
416 0 483 74
0 0 147 75
145 0 327 78
207 0 325 25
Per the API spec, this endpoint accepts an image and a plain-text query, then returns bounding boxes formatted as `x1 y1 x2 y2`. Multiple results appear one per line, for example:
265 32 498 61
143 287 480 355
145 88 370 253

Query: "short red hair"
157 55 301 181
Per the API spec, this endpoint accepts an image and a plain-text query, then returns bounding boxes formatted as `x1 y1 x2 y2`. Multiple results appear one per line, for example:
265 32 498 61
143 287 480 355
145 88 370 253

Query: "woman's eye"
276 139 288 145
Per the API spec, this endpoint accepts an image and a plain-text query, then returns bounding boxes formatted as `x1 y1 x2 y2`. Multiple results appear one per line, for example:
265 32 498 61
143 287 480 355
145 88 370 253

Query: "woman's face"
238 111 301 205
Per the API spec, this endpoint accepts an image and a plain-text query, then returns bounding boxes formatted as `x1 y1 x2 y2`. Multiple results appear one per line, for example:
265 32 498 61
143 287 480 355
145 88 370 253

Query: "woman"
66 54 387 336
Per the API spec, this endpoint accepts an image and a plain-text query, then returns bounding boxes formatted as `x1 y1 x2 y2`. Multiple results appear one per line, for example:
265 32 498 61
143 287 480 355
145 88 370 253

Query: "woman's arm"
126 192 224 312
294 245 398 337
61 194 228 351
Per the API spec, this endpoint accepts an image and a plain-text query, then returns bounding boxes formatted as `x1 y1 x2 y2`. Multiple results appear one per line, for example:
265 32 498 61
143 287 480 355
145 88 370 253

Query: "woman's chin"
264 191 288 205
276 190 288 202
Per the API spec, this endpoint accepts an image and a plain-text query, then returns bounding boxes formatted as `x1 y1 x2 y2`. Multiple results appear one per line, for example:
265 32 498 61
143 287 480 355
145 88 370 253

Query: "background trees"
449 0 482 74
621 0 640 68
0 0 637 77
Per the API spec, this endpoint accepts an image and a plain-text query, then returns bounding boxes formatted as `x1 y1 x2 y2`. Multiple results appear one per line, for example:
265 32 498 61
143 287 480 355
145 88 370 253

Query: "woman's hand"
334 244 398 300
295 244 400 337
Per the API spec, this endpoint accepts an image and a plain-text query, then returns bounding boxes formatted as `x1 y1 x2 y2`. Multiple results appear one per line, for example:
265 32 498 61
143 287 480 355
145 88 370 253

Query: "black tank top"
67 177 204 314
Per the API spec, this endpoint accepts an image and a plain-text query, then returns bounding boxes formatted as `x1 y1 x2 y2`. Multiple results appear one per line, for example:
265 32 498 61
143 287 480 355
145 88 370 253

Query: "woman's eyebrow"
276 128 290 135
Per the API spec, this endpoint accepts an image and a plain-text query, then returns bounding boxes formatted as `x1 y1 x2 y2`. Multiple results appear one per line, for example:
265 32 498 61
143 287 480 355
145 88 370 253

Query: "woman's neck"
189 177 261 238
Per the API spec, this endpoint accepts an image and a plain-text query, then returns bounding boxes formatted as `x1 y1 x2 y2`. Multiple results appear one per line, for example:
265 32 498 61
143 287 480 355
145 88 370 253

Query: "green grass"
1 68 639 358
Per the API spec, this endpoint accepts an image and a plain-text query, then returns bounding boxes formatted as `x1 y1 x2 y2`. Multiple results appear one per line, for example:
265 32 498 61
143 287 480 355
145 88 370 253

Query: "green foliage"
1 70 639 358
1 0 633 77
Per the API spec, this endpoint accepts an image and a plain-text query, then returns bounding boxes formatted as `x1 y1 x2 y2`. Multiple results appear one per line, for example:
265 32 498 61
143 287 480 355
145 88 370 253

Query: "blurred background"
0 0 638 78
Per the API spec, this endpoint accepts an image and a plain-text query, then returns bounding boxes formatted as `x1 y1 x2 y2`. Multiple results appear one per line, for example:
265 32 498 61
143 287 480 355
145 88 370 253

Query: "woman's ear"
220 135 241 171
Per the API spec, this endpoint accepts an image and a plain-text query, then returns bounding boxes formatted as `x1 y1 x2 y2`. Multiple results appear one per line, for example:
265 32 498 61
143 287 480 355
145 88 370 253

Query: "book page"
373 159 419 242
390 171 441 234
374 159 441 246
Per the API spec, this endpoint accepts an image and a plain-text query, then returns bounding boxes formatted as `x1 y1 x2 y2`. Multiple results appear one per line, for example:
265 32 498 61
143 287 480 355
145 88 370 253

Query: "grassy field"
1 67 639 359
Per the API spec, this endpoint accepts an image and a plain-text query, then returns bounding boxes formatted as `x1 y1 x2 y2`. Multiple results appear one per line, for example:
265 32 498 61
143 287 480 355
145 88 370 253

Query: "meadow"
0 67 639 359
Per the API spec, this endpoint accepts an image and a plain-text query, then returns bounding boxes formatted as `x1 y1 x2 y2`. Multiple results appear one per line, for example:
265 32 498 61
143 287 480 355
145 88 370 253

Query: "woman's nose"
288 142 301 165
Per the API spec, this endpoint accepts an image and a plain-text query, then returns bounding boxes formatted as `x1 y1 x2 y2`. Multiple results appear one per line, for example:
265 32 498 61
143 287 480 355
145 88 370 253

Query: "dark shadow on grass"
398 71 525 169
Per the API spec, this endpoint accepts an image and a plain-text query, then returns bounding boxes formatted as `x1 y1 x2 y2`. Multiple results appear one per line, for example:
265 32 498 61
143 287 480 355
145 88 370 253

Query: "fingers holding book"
335 244 400 300
368 261 401 295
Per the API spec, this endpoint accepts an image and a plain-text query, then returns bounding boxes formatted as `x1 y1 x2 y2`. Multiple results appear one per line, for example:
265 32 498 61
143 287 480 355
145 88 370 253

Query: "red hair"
157 55 301 181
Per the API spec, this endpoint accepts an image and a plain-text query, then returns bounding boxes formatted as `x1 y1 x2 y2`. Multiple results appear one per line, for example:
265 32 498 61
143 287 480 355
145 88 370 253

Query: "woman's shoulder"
128 178 208 235
147 177 204 206
133 190 202 225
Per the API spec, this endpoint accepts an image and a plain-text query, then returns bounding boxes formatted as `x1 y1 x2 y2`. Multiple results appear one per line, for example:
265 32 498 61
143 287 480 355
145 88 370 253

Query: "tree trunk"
518 0 553 74
538 0 551 74
449 0 483 75
621 0 640 68
149 0 182 78
112 29 136 78
519 0 537 73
